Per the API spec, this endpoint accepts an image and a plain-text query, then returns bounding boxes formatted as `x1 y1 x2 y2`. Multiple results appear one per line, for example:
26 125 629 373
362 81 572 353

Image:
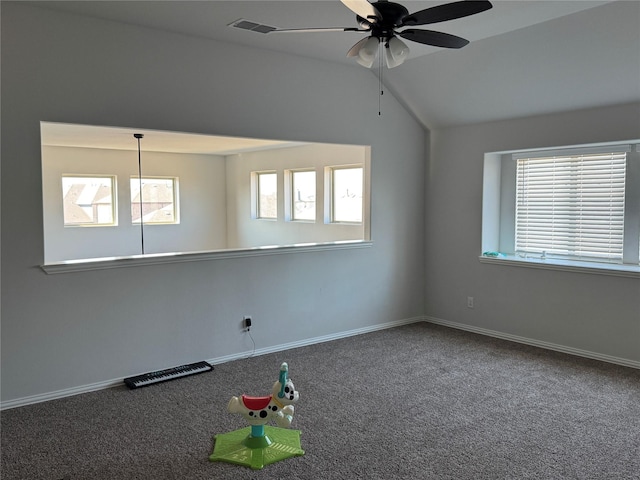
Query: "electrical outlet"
243 316 252 330
467 297 474 309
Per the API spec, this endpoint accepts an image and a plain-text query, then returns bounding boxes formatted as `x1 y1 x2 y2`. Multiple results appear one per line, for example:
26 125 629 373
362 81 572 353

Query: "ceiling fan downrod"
357 0 408 41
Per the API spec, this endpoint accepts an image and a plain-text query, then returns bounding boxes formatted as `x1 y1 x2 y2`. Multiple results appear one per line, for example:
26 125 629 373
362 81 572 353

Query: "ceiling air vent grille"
228 19 276 34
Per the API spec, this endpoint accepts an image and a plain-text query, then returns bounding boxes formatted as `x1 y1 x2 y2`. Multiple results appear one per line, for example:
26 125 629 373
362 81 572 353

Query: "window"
130 177 178 224
62 175 116 226
328 166 363 223
256 172 277 219
515 151 626 263
287 170 316 221
482 142 640 275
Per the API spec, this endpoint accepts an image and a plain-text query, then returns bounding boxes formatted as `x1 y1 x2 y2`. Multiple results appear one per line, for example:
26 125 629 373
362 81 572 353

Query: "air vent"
228 18 277 34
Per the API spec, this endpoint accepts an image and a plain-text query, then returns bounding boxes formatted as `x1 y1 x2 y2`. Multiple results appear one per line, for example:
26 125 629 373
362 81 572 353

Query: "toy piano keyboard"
124 361 213 389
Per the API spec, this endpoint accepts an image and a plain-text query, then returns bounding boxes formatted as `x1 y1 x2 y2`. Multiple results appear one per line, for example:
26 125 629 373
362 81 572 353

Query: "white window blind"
515 151 627 262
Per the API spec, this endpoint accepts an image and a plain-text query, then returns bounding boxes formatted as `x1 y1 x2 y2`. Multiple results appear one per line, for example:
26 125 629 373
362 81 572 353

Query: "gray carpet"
2 322 639 479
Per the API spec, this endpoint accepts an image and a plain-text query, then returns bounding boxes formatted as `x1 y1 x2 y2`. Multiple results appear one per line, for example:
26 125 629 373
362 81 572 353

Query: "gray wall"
426 102 640 363
1 4 426 404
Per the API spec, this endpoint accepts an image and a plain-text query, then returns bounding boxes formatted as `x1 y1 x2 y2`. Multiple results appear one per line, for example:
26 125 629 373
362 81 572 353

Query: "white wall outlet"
467 297 474 308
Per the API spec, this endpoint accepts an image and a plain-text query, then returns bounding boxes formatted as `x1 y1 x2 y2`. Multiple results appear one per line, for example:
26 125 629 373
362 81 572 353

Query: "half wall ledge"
41 241 373 274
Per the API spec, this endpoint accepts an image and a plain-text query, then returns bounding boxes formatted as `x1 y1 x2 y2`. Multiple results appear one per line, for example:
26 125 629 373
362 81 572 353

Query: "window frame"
130 176 179 225
285 168 317 222
324 164 364 225
482 141 640 277
251 171 278 220
61 174 117 227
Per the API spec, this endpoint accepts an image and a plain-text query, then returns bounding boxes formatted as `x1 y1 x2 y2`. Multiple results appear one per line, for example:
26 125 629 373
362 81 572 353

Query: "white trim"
424 316 640 370
6 315 635 410
41 240 373 274
511 143 632 160
478 255 639 278
212 316 422 364
0 379 124 411
0 316 421 410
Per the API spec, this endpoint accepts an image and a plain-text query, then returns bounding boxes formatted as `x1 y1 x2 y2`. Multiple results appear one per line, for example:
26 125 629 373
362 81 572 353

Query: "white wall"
426 103 640 364
42 146 227 262
226 143 368 248
0 4 426 404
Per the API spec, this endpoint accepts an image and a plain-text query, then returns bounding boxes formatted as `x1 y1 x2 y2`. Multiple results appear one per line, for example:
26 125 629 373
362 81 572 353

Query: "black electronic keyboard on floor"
124 361 213 389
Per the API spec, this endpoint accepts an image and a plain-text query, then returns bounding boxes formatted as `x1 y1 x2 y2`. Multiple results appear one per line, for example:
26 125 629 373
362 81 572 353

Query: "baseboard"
211 316 423 365
0 316 423 411
0 379 124 411
8 315 632 411
424 316 640 370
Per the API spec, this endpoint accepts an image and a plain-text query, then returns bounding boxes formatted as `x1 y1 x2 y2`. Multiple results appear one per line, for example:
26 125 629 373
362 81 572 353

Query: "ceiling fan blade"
347 37 370 57
229 19 367 35
398 29 469 49
272 27 365 33
401 0 492 27
341 0 381 23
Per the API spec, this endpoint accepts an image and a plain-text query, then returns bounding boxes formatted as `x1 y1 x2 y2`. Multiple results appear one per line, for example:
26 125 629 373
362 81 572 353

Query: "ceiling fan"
230 0 493 69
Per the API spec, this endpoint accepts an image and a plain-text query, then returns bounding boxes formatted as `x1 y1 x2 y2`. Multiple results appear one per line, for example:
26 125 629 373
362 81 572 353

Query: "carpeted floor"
2 322 639 479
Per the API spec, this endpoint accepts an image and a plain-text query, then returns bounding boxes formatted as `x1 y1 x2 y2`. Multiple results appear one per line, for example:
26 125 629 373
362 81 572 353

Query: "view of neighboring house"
62 177 114 225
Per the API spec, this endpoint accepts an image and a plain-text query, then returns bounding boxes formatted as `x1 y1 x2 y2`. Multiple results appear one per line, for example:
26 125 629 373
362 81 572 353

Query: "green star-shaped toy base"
209 426 304 470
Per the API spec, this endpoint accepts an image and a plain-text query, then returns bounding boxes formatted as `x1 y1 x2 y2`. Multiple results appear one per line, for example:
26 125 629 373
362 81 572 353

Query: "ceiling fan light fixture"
347 37 369 57
356 36 380 67
239 0 493 68
384 47 402 68
356 54 376 68
385 36 409 68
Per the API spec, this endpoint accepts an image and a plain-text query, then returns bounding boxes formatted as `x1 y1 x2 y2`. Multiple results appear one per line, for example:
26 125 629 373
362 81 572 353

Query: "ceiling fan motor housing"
357 1 409 40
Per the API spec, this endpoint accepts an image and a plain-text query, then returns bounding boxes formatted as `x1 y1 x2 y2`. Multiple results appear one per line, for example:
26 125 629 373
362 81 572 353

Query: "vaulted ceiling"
30 1 640 129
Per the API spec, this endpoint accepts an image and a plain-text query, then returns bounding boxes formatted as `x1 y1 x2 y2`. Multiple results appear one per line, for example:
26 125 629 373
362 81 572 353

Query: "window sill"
479 255 639 278
41 240 373 275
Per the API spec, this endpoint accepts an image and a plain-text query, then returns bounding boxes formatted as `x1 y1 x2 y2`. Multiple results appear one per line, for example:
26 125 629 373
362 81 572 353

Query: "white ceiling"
40 122 306 155
31 0 640 128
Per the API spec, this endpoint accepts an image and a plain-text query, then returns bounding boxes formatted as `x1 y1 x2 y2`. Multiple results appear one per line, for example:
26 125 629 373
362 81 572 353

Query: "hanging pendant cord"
134 133 145 255
378 40 384 116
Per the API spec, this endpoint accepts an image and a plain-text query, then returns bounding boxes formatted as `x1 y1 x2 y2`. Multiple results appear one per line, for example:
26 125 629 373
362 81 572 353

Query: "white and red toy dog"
227 362 299 428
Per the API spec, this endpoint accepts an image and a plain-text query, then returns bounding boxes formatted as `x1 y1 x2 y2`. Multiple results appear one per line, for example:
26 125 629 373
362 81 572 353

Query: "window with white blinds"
515 151 627 262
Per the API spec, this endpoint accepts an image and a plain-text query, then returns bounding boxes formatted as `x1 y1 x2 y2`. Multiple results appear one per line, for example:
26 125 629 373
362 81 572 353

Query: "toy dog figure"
228 362 299 428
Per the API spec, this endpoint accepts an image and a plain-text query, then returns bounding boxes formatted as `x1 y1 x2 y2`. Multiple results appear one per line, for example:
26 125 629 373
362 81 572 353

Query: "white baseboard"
5 315 634 411
424 316 640 370
0 316 423 411
210 316 423 365
0 379 124 411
